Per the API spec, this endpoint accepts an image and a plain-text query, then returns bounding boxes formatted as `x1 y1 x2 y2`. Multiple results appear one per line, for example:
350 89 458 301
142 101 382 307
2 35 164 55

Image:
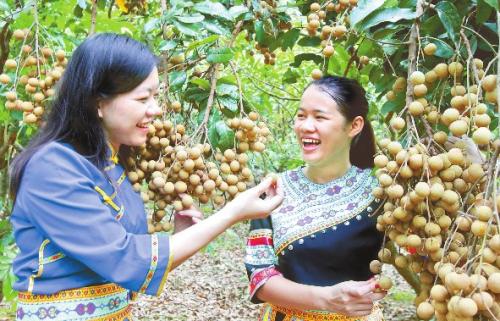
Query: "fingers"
342 308 374 317
264 192 284 212
175 209 203 218
366 291 387 301
251 176 275 195
343 280 375 297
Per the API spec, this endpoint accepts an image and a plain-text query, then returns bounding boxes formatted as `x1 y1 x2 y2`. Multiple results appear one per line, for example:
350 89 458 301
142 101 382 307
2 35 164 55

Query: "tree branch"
387 242 421 294
0 21 13 74
89 0 98 35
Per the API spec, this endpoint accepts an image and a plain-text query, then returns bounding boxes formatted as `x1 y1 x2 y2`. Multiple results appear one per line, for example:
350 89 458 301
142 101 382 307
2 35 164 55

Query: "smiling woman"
8 33 283 321
98 67 161 151
245 75 385 321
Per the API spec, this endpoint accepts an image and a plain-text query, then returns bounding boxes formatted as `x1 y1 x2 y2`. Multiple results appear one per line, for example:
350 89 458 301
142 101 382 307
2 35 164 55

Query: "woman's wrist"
310 285 328 311
215 202 240 226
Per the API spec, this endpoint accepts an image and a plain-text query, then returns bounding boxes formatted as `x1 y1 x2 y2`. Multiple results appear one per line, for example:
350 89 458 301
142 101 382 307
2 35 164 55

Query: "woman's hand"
224 175 283 223
174 205 203 233
316 279 386 317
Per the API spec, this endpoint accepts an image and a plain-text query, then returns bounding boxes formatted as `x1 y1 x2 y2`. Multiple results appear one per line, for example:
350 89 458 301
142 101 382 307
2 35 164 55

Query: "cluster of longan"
306 1 359 80
127 109 269 233
388 55 495 149
371 136 499 319
1 29 66 124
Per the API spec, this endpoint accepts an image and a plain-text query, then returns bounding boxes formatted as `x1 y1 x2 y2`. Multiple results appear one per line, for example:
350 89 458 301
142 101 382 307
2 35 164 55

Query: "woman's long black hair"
10 33 158 197
306 75 376 169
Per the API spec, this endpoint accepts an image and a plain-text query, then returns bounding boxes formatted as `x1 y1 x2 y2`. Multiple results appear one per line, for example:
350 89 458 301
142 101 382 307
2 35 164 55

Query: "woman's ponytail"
350 120 375 169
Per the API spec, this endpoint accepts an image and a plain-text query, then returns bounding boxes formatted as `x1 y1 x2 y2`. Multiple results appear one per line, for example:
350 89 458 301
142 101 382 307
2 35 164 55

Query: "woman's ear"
349 116 364 138
96 100 104 119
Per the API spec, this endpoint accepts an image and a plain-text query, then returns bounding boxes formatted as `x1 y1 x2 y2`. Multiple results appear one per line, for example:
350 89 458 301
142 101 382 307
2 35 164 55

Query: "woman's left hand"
174 205 203 233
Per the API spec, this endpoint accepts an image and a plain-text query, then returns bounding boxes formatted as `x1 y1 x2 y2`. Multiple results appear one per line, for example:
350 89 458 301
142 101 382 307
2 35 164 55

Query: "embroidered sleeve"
17 144 172 296
245 217 282 304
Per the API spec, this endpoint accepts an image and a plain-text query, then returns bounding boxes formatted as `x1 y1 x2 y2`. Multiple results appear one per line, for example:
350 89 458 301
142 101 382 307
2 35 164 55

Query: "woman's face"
98 67 161 150
293 85 355 167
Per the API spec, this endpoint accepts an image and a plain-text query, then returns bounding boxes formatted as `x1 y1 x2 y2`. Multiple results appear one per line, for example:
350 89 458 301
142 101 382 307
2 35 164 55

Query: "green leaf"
435 1 461 42
159 40 178 52
187 35 219 51
290 53 323 67
173 20 200 37
216 84 238 98
201 20 230 35
144 18 160 33
327 46 349 74
169 70 187 91
283 69 299 84
185 87 209 102
433 40 454 58
194 1 232 21
2 268 17 301
477 0 493 24
73 5 83 17
190 78 210 90
206 47 233 63
483 0 499 10
218 96 238 112
280 29 300 51
254 20 265 43
357 38 383 57
350 0 385 27
484 22 497 34
215 120 235 150
381 100 403 115
176 14 205 24
297 36 321 47
229 5 249 19
420 15 444 36
355 8 416 31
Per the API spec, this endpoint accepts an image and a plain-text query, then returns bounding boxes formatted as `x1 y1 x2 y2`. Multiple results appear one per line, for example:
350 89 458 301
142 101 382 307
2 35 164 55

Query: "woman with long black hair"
245 75 386 321
10 33 283 321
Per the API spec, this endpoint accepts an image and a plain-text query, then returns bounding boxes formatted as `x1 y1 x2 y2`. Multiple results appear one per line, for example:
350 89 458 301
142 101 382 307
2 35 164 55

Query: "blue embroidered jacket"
11 142 172 296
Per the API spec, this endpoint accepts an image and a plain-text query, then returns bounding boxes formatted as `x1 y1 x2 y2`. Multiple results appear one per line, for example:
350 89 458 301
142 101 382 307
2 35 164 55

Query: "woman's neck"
304 158 352 184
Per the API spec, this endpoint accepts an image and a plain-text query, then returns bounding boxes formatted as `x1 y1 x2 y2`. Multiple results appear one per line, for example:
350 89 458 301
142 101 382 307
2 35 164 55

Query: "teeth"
302 138 320 144
138 122 149 128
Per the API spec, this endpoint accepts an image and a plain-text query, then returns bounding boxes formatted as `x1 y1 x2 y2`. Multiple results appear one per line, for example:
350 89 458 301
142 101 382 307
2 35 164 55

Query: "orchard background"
0 0 499 320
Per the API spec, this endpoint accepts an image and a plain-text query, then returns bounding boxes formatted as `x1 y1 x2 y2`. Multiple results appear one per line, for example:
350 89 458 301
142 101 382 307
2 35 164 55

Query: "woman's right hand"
224 175 284 223
316 279 386 317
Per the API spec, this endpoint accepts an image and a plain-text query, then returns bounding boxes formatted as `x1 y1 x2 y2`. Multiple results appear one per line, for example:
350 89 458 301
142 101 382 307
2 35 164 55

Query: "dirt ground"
131 225 418 321
0 224 418 321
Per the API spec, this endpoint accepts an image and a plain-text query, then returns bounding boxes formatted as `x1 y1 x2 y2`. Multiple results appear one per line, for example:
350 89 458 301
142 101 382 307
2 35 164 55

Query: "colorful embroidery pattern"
249 266 282 299
272 167 378 254
246 229 277 266
17 283 131 321
259 303 384 321
138 234 159 293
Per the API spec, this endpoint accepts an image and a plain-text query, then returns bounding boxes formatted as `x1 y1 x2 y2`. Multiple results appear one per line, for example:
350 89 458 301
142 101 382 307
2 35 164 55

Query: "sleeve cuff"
156 234 174 296
137 234 173 296
249 266 282 303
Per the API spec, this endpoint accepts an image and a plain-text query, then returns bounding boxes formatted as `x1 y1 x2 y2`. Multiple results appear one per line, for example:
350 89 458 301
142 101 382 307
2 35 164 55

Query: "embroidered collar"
271 166 378 254
107 142 119 164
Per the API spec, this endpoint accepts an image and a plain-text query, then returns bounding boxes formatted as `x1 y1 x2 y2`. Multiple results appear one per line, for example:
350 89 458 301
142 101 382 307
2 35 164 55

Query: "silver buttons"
298 239 304 244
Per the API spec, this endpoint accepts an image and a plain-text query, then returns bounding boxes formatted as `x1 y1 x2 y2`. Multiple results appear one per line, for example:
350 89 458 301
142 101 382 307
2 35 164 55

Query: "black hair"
306 75 375 169
10 33 158 197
